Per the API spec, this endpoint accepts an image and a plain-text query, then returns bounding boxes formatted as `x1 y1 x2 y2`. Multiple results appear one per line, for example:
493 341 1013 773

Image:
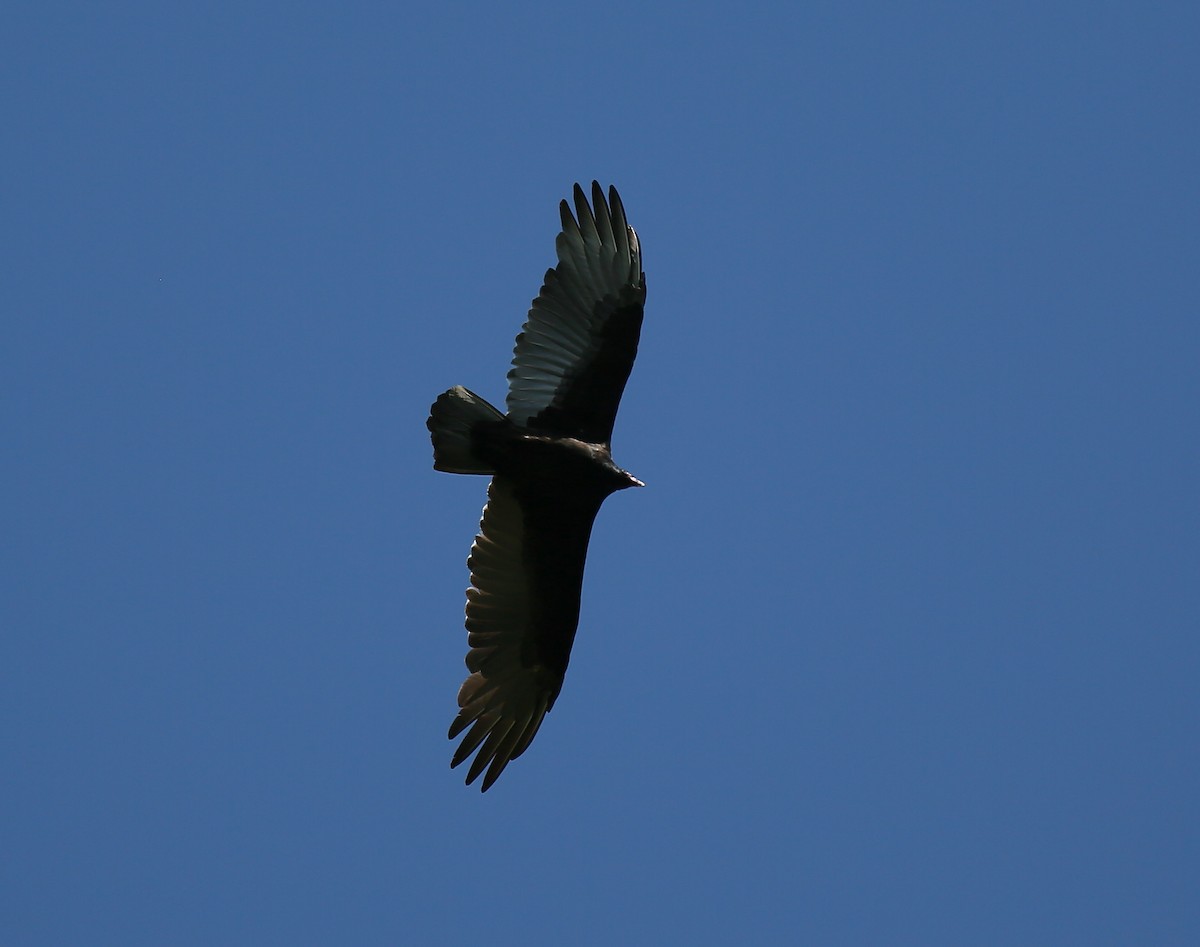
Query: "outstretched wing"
506 182 646 445
449 476 602 790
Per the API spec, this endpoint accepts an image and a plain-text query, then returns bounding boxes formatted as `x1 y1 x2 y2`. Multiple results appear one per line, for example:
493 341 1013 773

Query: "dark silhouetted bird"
427 182 646 791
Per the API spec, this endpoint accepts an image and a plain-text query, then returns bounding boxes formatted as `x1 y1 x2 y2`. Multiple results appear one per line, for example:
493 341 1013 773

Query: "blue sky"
4 2 1198 944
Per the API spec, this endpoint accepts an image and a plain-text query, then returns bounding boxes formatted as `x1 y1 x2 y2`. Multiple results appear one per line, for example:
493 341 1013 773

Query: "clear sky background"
4 3 1198 944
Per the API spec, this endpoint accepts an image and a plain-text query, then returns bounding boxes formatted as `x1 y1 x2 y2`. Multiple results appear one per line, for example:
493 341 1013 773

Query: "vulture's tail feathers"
428 386 504 474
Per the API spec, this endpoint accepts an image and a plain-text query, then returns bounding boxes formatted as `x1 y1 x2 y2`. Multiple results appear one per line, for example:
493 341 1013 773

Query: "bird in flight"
427 182 646 791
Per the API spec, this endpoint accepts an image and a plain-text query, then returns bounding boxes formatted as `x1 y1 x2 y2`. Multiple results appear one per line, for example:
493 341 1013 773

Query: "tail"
427 386 505 474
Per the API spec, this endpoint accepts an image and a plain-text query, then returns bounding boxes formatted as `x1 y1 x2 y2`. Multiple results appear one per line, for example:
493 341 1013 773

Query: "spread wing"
449 476 602 790
506 182 646 445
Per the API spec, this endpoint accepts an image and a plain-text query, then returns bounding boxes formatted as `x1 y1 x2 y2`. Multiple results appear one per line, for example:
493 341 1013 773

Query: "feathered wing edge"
506 182 644 440
448 477 561 791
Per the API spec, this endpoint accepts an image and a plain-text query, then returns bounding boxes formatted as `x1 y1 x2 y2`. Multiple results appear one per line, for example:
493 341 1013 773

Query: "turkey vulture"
427 182 646 791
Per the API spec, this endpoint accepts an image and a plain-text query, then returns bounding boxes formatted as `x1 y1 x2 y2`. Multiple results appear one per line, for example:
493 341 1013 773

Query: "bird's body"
427 182 645 791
